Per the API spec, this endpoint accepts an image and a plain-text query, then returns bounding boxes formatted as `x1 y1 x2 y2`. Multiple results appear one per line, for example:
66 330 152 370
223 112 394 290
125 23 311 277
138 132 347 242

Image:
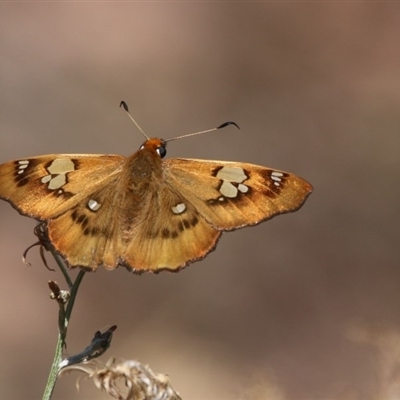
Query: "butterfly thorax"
117 139 165 241
124 139 164 189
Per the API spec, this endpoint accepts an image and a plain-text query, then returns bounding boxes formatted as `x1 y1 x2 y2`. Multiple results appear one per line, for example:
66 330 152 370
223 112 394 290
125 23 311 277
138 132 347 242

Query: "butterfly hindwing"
122 184 221 272
46 182 126 270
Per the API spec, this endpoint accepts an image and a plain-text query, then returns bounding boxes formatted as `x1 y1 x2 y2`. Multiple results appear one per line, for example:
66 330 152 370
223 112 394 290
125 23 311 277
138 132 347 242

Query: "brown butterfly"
0 104 312 273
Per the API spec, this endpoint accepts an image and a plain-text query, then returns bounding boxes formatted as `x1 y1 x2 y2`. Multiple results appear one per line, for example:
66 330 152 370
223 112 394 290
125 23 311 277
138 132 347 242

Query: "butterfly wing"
0 154 125 219
164 158 313 230
0 154 129 270
121 183 221 272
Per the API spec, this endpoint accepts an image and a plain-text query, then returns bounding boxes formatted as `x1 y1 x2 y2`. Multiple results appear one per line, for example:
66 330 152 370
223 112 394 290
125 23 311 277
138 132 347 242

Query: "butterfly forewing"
165 158 313 230
0 155 125 219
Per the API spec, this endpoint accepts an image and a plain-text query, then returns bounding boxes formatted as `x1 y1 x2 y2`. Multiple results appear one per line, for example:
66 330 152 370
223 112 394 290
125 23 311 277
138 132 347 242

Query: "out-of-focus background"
1 3 399 400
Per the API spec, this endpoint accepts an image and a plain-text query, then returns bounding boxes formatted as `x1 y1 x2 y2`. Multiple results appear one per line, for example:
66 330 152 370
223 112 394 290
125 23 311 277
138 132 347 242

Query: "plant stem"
42 248 86 400
42 332 64 400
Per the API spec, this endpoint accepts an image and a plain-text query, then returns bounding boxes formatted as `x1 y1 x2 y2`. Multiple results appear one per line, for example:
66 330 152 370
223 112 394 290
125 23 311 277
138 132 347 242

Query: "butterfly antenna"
120 101 149 140
165 121 240 143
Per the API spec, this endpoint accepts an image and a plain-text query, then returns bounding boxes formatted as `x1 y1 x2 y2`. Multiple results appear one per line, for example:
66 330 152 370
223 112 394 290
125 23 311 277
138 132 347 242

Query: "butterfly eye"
156 145 167 158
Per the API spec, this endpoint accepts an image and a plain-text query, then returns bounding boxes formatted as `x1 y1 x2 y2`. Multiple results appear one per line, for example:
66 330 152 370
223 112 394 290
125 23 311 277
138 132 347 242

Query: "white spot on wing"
220 181 238 198
48 174 67 190
47 158 75 175
271 171 284 186
41 175 52 183
17 160 30 174
271 171 283 177
216 166 250 199
42 158 76 191
171 203 186 214
216 166 247 183
88 199 101 211
238 183 249 193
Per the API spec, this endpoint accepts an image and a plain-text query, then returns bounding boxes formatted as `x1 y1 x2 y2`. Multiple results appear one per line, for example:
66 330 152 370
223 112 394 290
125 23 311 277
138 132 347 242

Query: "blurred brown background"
1 3 399 400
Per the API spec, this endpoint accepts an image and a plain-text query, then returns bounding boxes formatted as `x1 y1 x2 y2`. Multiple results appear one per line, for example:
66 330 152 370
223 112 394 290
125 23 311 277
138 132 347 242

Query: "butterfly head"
139 138 167 159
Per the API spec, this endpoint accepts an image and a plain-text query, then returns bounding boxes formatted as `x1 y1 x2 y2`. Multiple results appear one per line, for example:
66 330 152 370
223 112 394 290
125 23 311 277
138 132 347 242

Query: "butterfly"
0 103 312 273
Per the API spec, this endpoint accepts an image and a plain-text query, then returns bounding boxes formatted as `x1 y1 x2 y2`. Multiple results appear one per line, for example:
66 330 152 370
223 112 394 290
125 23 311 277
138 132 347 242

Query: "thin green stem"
42 248 86 400
53 250 73 289
65 270 86 320
42 332 64 400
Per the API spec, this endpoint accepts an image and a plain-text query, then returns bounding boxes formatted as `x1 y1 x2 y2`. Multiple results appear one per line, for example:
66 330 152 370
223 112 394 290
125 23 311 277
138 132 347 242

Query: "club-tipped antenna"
164 121 240 143
120 101 239 142
120 101 149 140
